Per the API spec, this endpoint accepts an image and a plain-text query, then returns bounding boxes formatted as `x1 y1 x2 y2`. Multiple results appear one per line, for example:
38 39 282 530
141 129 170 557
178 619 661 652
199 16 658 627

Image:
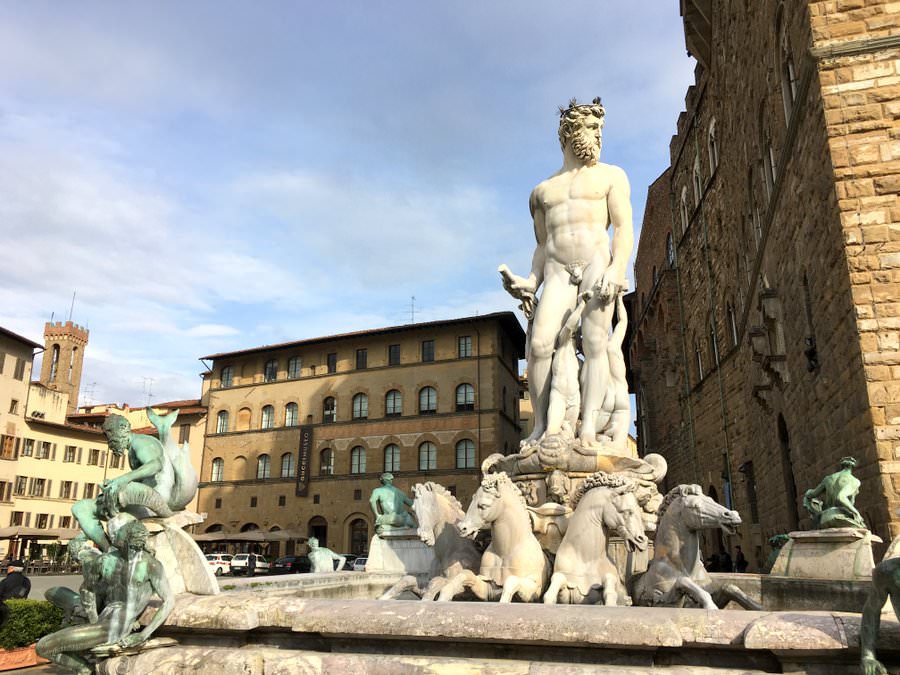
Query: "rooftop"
0 325 42 350
200 311 525 361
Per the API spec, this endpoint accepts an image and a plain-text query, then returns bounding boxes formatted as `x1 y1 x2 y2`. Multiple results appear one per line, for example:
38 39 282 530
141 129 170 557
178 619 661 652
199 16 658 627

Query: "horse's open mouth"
721 523 738 536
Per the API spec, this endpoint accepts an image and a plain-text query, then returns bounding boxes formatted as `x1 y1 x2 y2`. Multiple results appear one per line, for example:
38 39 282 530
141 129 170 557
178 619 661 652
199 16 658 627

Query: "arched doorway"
308 516 328 547
349 519 368 556
241 522 260 554
269 526 282 558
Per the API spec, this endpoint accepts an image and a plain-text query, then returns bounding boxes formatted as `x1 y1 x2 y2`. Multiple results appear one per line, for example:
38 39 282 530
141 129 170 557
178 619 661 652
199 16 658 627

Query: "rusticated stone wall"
631 0 900 571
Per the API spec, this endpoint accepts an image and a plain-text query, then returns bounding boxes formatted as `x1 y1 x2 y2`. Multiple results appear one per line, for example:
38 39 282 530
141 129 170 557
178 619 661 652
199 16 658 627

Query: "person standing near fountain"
499 97 634 451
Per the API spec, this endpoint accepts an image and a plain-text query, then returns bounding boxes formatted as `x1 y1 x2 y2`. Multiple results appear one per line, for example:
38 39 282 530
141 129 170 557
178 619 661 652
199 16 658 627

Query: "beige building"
197 312 524 557
631 1 900 569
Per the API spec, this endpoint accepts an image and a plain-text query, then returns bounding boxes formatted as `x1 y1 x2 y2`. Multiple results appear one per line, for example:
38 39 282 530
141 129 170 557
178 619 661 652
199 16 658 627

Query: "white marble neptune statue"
500 97 634 454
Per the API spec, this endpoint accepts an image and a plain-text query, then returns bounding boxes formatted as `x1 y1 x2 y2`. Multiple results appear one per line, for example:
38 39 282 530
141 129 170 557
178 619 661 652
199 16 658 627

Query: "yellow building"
197 312 525 557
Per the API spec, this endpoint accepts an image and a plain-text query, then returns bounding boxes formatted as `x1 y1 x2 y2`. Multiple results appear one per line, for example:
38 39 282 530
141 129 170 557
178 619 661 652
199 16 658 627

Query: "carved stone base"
365 531 435 576
770 528 883 580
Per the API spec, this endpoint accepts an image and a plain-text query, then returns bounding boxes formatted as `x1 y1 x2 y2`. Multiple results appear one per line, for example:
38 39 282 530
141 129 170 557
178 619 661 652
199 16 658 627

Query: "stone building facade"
631 1 900 570
197 312 524 557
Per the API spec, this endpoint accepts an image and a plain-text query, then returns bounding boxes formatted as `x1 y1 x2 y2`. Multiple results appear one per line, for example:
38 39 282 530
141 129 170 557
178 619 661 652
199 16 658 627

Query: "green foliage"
0 600 64 650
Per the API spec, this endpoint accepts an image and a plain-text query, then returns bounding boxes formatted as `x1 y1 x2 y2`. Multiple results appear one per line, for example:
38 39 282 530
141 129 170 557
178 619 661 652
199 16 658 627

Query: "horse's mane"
418 482 464 515
570 471 634 509
481 472 528 510
656 484 703 522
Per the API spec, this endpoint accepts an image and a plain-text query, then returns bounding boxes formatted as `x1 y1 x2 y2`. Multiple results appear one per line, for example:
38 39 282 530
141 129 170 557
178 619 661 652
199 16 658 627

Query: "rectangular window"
178 424 190 444
13 476 26 496
287 356 301 379
59 515 71 529
64 446 76 463
313 494 320 504
220 366 234 388
458 336 472 358
13 358 25 381
214 498 222 509
36 513 48 529
30 478 46 497
8 399 18 415
84 484 95 499
0 436 15 460
356 349 367 370
88 449 100 465
37 442 51 459
421 340 435 362
264 360 278 382
110 453 122 469
388 344 400 366
250 496 258 508
10 512 23 526
278 495 286 507
353 489 362 501
61 481 73 499
326 353 337 374
21 439 33 457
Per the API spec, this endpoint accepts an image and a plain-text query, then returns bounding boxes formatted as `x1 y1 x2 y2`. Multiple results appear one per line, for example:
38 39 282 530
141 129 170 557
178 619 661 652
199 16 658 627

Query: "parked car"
205 553 233 576
230 553 270 575
351 557 368 572
269 555 312 574
335 554 357 571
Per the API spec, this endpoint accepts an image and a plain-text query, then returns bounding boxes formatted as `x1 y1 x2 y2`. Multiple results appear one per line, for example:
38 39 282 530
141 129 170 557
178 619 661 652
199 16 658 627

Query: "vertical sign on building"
295 425 313 496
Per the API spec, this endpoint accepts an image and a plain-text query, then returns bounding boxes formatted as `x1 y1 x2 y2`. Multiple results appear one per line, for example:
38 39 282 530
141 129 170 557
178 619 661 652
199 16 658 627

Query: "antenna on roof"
68 290 76 322
141 377 155 407
410 296 416 324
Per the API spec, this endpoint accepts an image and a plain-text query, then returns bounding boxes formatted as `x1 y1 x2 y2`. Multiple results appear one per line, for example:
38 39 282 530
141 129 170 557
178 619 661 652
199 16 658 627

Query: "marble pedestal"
365 529 435 575
770 527 882 580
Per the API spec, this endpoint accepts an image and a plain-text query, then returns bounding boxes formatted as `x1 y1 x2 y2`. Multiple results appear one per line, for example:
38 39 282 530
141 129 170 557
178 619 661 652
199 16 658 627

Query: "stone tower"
40 320 89 414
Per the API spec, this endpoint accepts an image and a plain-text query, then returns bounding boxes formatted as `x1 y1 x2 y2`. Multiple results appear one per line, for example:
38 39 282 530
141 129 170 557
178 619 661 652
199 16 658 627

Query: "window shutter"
72 482 78 500
100 451 107 466
13 438 19 458
51 444 57 461
77 447 83 464
27 478 34 494
58 483 63 498
46 480 51 497
24 513 30 527
48 515 54 528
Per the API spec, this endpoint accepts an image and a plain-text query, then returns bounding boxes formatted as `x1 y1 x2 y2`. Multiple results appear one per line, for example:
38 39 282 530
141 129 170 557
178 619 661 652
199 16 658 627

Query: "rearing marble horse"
379 482 481 601
437 472 549 603
543 471 648 605
632 484 761 610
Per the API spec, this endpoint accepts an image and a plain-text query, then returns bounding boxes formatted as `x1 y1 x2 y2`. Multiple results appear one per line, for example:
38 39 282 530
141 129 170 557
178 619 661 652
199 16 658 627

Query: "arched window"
418 441 437 470
695 340 705 382
680 186 690 234
384 443 400 472
419 386 437 415
236 407 252 431
707 119 719 173
665 232 676 268
257 454 271 479
455 383 475 412
323 397 336 423
280 452 295 478
68 347 77 383
211 457 224 482
320 448 334 476
777 4 798 124
455 439 475 469
692 157 703 207
285 402 298 427
220 365 234 388
709 318 720 366
385 390 402 417
350 446 366 474
350 519 368 556
216 410 229 434
264 359 278 382
352 393 368 420
49 344 60 381
728 303 739 347
261 405 274 429
287 356 301 379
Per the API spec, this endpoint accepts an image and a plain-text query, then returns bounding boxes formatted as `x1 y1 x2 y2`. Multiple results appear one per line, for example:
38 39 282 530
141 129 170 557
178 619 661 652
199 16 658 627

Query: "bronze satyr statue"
369 472 416 534
37 520 174 674
802 456 867 530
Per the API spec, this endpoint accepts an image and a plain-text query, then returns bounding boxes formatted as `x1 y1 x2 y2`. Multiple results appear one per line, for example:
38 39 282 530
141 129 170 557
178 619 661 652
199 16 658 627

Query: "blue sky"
0 2 696 406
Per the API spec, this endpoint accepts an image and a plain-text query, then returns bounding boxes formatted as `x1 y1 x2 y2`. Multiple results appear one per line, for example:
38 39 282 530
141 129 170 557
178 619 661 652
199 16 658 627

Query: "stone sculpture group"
37 409 215 674
378 99 760 611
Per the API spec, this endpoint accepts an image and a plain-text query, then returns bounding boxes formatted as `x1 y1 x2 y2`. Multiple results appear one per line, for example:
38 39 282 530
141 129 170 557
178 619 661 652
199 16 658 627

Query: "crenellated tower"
40 320 89 413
